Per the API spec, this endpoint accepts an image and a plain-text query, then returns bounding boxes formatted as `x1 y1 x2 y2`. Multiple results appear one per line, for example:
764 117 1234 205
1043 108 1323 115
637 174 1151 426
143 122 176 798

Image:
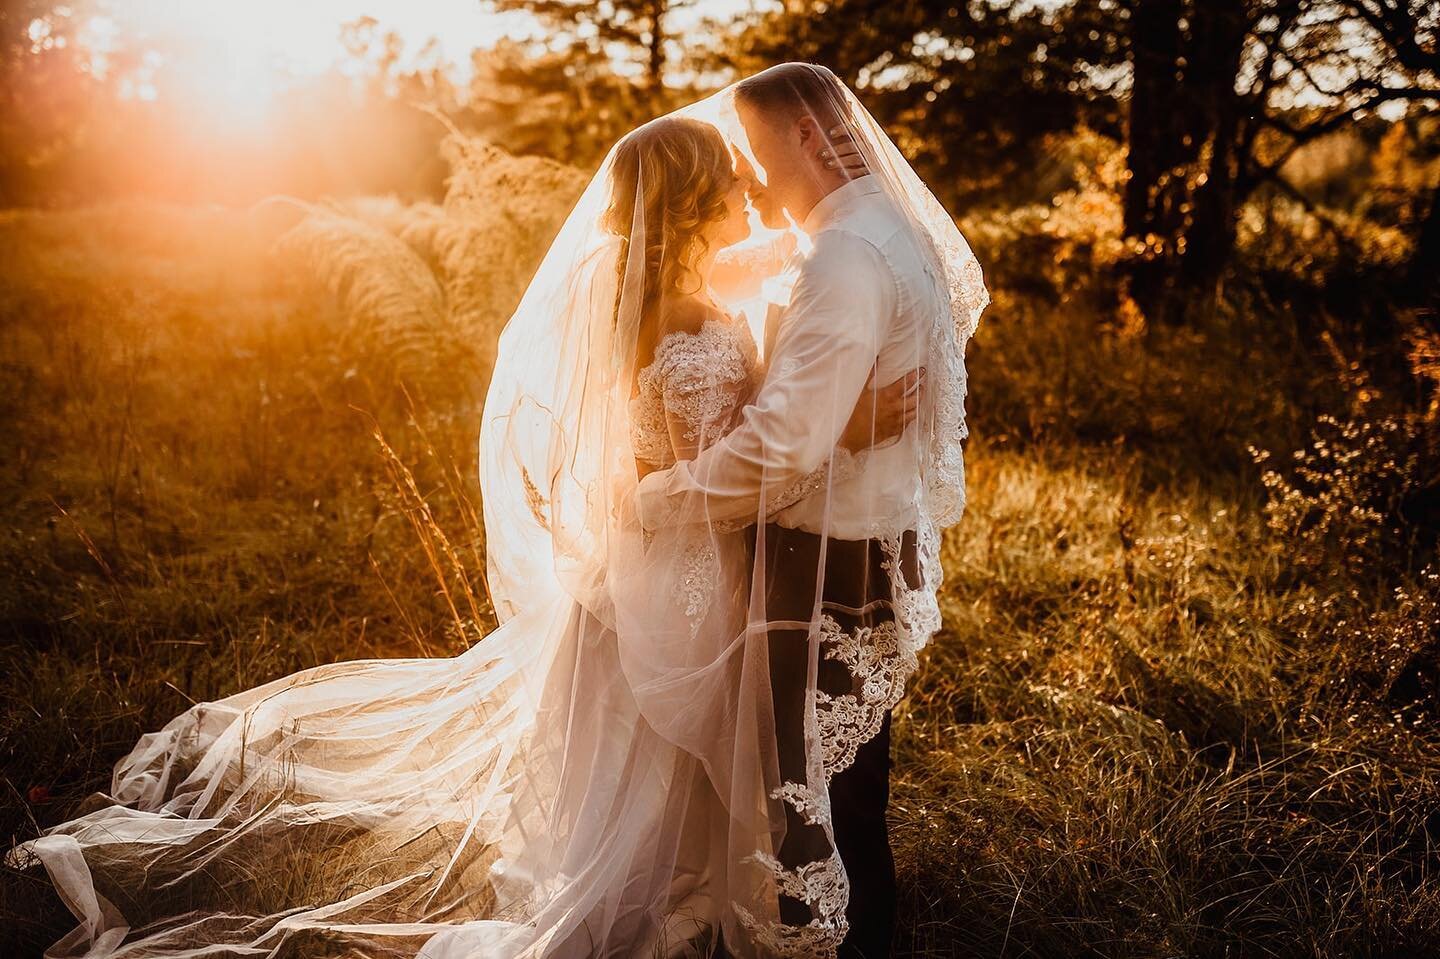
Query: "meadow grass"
1 139 1436 957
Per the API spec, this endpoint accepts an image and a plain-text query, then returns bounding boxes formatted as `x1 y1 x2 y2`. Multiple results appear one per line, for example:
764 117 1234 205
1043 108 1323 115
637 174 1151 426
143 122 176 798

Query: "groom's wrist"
635 470 670 531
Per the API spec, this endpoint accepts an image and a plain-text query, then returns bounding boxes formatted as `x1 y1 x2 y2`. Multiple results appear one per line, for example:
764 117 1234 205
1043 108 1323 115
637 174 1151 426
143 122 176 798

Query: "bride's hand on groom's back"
817 124 868 175
840 366 925 454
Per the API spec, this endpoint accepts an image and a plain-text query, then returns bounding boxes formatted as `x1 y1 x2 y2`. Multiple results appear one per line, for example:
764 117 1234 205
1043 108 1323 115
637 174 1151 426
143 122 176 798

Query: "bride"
7 65 986 959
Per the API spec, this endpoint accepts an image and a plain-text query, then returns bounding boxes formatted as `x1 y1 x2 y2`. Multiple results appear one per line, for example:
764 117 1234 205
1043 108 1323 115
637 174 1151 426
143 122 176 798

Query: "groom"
637 63 945 959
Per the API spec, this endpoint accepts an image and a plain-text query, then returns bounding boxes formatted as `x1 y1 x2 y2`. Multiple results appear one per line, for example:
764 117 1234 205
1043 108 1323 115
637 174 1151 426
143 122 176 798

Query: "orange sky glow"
62 0 763 125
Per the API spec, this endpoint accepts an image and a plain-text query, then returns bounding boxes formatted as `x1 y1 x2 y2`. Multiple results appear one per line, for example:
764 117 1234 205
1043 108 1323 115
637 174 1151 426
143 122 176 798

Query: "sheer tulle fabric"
7 65 987 959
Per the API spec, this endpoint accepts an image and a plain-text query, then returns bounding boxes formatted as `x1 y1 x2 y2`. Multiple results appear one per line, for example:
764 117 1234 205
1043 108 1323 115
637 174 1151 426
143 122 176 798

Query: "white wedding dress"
631 316 761 471
2 311 775 959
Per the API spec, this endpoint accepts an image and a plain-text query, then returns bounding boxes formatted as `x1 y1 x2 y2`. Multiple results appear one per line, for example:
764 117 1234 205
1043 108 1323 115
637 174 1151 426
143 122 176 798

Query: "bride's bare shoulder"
636 294 728 367
655 294 727 338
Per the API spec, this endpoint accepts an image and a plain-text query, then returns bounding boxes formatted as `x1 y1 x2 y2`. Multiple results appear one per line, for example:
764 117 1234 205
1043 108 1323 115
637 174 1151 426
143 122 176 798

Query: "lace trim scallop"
741 849 849 919
732 905 848 959
921 255 980 530
769 781 831 827
767 446 859 517
733 849 850 959
812 616 916 778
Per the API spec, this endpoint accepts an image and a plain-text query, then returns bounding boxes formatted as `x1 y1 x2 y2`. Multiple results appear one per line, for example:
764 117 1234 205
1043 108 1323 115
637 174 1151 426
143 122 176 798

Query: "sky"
93 1 537 76
46 0 767 128
83 0 764 98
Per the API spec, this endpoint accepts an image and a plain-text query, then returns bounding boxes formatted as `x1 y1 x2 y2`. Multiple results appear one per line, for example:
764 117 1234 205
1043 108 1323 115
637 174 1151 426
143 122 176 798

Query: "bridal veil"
7 64 987 959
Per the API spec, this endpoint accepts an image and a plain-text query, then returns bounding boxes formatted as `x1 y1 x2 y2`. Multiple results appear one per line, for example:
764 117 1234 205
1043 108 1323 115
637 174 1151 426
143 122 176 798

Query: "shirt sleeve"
636 229 894 530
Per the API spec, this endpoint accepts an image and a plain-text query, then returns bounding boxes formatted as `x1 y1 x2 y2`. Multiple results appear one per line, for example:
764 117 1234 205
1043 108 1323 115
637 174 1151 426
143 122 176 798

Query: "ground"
1 159 1437 956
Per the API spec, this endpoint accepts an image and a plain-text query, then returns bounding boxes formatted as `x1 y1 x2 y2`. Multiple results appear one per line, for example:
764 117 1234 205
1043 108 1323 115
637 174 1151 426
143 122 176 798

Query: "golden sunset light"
1 3 1437 958
72 2 537 121
72 1 759 118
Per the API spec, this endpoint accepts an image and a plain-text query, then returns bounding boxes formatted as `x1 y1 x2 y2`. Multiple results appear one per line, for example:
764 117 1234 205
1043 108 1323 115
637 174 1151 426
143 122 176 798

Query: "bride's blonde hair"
600 116 734 330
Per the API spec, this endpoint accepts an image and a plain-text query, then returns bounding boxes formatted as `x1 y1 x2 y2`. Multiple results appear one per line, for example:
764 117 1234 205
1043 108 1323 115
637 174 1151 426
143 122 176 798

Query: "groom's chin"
723 223 753 248
757 206 787 231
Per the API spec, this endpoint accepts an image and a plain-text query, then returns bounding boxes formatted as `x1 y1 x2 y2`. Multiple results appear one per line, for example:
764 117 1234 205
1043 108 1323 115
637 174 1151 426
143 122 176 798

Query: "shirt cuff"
635 467 676 531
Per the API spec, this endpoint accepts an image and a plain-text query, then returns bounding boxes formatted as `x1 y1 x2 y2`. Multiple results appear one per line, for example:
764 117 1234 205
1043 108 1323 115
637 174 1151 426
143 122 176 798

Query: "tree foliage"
713 0 1128 210
485 0 694 91
1119 0 1439 322
716 0 1437 318
0 1 104 203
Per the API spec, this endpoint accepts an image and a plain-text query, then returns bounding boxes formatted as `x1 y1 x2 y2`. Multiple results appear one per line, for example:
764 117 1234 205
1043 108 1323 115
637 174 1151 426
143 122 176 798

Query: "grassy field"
1 136 1437 957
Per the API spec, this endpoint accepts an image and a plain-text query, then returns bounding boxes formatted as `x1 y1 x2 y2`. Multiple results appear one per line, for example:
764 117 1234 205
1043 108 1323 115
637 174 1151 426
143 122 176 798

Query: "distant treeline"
3 1 1437 315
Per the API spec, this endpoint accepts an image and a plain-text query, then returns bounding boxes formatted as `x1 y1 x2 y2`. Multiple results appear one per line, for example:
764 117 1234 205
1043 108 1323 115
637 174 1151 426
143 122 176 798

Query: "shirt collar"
799 174 881 235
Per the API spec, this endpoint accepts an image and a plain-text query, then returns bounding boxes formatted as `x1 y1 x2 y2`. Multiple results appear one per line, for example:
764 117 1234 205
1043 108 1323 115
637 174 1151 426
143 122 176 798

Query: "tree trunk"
1122 0 1188 326
1123 0 1187 239
1176 0 1250 321
1407 186 1440 305
646 0 666 93
1123 1 1252 326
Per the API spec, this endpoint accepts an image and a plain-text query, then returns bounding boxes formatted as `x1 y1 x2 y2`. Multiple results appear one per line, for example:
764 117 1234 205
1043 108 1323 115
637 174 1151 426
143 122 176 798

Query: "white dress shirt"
636 174 945 540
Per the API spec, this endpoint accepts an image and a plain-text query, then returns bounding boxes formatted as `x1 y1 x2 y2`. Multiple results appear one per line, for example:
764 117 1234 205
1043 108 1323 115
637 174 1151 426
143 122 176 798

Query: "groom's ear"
794 114 821 146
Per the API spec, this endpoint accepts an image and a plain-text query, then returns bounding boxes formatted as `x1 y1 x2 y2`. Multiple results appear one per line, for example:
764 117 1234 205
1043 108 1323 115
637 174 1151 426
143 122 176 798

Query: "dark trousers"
747 522 917 959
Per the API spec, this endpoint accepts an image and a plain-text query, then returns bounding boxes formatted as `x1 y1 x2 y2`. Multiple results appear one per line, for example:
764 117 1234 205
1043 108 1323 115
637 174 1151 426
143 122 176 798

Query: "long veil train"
7 63 987 959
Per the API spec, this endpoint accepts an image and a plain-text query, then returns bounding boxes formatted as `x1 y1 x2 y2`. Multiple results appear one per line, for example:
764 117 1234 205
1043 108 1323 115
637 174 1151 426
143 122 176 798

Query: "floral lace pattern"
739 517 949 957
769 781 831 827
742 850 849 919
812 616 915 778
674 537 719 636
632 315 758 642
732 906 848 959
733 849 850 959
630 316 758 468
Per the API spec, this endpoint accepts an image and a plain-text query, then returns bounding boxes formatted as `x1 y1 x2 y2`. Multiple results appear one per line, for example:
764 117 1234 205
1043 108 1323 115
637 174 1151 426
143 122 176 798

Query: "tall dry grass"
1 131 1437 957
268 131 587 384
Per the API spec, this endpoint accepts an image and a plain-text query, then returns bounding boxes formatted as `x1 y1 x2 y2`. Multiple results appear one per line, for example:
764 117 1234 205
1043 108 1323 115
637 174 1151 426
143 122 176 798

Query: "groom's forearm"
634 456 766 531
634 439 818 530
635 431 809 530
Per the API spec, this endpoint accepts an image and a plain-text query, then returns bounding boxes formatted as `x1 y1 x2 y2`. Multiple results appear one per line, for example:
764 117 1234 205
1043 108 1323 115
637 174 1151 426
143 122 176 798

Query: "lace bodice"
630 316 760 467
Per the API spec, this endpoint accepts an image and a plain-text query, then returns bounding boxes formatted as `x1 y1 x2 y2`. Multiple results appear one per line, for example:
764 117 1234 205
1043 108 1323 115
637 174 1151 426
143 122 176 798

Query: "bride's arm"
660 372 724 465
838 366 925 454
640 305 752 475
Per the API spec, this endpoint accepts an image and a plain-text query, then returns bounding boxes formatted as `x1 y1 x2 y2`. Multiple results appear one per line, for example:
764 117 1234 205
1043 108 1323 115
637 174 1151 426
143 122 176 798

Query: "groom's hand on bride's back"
839 366 925 454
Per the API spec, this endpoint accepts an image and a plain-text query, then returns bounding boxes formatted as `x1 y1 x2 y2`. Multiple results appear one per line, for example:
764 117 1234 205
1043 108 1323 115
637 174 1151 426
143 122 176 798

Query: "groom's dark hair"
733 62 851 130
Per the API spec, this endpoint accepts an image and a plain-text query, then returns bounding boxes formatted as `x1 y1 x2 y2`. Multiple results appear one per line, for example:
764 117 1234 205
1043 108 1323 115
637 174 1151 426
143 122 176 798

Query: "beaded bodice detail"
630 316 760 467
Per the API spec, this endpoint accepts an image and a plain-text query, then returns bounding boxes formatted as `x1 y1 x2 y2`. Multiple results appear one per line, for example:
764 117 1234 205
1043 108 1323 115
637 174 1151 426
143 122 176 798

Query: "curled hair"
600 116 734 332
